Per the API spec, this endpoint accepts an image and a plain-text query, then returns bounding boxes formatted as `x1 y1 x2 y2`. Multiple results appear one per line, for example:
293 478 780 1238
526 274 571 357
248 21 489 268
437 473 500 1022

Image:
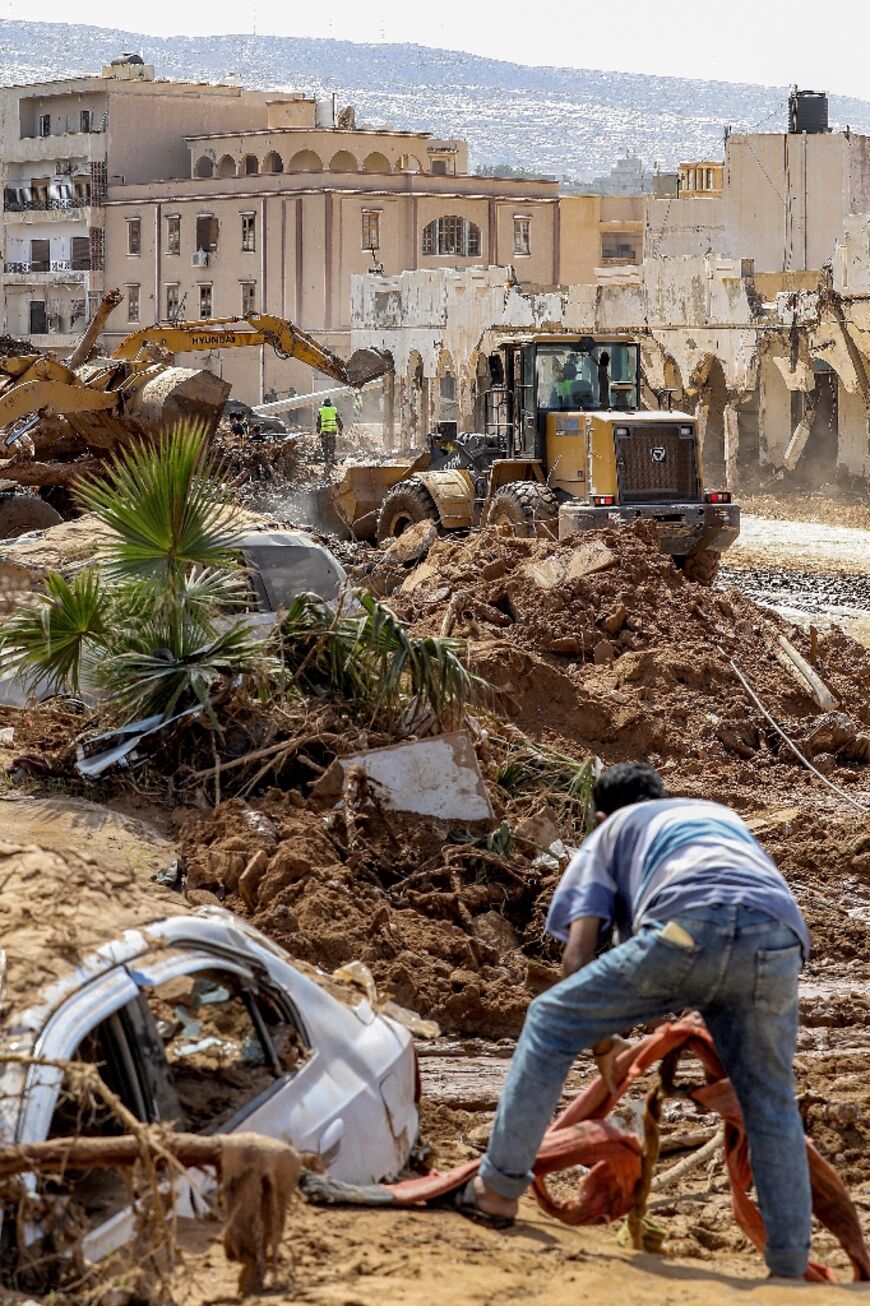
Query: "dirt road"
723 514 870 647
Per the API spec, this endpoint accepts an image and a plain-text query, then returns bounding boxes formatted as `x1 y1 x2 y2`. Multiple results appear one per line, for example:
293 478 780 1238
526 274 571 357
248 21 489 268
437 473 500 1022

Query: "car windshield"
536 343 639 410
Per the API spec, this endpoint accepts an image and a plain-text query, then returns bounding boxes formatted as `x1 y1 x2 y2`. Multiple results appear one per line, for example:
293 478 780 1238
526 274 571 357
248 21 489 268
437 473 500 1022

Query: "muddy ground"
5 491 870 1301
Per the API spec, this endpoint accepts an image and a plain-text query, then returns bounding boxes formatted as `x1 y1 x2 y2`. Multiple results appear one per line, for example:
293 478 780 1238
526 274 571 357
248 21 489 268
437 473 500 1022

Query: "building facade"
100 99 563 405
0 58 280 354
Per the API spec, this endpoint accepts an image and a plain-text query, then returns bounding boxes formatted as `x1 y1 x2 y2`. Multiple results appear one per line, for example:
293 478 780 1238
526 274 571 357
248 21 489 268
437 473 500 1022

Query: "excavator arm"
0 378 118 431
111 314 390 388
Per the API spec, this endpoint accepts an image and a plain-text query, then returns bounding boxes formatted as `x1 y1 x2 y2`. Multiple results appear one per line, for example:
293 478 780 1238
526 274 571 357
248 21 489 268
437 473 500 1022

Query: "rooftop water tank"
789 89 829 134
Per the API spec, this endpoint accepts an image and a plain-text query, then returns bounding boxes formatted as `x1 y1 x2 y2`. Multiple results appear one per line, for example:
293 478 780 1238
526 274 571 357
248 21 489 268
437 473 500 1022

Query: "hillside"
2 19 870 179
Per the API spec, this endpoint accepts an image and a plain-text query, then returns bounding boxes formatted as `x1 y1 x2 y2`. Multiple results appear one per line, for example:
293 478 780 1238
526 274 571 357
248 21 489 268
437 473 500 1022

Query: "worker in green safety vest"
316 397 342 468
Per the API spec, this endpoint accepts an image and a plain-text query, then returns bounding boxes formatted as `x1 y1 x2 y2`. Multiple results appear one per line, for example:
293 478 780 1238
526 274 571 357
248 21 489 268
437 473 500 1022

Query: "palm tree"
0 424 268 723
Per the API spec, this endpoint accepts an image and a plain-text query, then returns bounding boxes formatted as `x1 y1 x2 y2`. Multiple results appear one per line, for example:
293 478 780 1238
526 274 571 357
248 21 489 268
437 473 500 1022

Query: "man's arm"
561 914 628 1094
561 915 603 978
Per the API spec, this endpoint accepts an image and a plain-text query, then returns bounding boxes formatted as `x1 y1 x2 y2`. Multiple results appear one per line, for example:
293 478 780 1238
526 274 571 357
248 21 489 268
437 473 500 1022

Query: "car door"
127 951 354 1168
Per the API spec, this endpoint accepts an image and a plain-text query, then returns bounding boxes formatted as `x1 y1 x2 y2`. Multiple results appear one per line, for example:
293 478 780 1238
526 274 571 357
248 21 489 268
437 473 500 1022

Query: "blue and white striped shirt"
546 798 809 954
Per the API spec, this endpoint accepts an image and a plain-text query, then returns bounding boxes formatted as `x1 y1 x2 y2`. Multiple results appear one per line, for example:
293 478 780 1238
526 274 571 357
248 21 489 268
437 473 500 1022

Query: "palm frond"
97 618 271 724
77 423 244 588
495 735 596 839
279 590 484 730
0 570 109 695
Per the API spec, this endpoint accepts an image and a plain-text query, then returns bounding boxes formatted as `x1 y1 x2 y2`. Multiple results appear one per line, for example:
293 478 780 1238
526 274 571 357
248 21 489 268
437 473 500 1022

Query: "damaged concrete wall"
351 247 870 487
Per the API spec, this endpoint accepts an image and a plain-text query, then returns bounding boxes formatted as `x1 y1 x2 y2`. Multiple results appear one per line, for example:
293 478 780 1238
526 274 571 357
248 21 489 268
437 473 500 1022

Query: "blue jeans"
480 904 811 1279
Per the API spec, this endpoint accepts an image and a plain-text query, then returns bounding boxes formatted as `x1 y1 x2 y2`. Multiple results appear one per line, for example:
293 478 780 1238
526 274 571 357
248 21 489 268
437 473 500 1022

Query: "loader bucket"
331 463 415 540
345 348 393 388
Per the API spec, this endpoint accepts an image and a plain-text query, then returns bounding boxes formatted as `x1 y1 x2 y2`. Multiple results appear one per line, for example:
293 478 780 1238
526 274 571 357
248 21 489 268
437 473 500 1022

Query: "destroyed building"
350 93 870 490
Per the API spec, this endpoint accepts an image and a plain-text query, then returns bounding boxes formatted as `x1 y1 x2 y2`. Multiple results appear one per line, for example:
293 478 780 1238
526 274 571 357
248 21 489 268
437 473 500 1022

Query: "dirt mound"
0 841 185 1016
179 791 551 1038
389 523 870 785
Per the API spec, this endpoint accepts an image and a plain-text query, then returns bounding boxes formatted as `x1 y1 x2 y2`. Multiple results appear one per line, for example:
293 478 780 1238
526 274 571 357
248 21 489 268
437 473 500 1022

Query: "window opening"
513 216 531 256
127 217 141 256
241 212 256 252
166 283 181 320
166 215 181 255
44 1010 147 1227
362 209 381 252
421 216 481 257
141 969 306 1133
126 284 140 322
199 284 213 318
195 214 218 254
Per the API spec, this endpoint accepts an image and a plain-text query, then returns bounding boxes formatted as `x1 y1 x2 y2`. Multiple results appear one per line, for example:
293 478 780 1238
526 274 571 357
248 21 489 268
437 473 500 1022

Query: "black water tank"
789 89 829 134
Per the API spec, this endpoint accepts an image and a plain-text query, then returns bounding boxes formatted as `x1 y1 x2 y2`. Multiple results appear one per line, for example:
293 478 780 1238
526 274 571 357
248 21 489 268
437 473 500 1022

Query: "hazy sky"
6 0 870 99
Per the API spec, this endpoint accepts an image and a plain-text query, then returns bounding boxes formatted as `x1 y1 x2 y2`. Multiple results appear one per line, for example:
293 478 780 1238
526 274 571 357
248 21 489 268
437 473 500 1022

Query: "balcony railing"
4 259 90 273
3 196 91 212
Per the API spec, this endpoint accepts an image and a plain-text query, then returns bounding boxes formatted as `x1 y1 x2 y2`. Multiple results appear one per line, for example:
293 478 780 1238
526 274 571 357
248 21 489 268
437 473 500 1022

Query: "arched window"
362 151 391 174
194 155 215 179
329 150 357 172
243 154 259 176
422 216 482 257
216 154 236 178
262 150 284 174
287 149 322 173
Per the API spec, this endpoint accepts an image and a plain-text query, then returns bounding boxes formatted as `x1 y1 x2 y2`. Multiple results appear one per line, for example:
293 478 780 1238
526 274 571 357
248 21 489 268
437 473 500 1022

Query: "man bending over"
466 762 811 1281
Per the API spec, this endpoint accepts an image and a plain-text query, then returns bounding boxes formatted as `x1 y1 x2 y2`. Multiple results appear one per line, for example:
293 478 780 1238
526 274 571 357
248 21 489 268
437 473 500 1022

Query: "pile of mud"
177 794 870 1045
0 842 185 1015
179 792 553 1038
386 522 870 797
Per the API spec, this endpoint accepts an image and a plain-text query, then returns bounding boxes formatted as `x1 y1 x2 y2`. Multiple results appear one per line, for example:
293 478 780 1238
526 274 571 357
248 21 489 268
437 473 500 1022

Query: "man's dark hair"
593 763 666 815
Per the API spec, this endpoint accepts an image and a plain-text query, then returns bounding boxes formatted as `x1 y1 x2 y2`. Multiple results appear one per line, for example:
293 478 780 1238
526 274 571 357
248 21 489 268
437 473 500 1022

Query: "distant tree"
474 162 555 181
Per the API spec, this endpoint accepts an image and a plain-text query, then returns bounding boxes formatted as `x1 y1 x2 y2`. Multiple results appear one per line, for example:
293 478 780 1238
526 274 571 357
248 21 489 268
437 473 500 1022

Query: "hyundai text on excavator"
0 293 389 538
339 334 739 584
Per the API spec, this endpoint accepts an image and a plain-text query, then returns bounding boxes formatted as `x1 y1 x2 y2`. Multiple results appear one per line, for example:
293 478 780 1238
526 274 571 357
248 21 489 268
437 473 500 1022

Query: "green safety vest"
319 405 338 433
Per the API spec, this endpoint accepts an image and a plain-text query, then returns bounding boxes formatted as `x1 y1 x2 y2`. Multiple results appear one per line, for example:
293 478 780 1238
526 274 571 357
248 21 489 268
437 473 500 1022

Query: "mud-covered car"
0 850 418 1267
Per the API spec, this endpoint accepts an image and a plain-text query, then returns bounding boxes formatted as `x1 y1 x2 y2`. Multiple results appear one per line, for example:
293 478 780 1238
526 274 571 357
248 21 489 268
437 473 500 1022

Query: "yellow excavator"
0 294 390 537
111 313 389 388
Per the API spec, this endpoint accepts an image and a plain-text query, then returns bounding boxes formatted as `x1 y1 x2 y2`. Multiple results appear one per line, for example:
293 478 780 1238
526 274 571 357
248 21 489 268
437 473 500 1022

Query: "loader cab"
485 337 642 462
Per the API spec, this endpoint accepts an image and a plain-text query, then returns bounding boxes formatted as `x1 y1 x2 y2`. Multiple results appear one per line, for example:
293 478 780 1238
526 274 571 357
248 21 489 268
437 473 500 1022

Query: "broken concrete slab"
311 731 494 822
400 560 438 593
514 805 562 853
382 519 437 566
519 555 565 591
565 540 617 580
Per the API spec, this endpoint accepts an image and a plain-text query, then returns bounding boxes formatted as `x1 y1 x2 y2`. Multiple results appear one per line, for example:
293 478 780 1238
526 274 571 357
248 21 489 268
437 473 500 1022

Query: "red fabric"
385 1016 870 1283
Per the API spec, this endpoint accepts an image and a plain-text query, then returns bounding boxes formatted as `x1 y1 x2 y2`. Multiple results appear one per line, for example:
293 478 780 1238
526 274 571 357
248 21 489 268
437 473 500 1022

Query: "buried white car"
0 867 418 1267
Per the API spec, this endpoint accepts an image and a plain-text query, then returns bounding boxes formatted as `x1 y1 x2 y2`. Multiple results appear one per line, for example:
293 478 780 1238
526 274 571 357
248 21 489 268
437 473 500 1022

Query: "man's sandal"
453 1179 516 1230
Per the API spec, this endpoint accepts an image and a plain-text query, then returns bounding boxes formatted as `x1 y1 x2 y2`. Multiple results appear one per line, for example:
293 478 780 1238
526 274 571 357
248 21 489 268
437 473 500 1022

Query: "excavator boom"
112 313 391 388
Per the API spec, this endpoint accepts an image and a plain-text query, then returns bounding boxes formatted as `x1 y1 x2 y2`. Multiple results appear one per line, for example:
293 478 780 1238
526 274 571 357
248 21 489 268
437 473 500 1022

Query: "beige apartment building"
0 57 285 353
100 95 567 404
2 61 648 411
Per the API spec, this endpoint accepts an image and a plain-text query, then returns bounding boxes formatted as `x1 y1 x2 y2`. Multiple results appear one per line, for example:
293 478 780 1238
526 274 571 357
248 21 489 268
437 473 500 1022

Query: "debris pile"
179 789 555 1038
385 522 870 791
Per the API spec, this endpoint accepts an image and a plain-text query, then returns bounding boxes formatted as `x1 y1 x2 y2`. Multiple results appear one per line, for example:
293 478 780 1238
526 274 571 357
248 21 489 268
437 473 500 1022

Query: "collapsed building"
350 92 870 491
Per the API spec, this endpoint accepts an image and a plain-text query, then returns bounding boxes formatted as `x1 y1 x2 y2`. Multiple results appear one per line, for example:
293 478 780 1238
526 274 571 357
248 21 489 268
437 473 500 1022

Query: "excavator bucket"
345 349 392 388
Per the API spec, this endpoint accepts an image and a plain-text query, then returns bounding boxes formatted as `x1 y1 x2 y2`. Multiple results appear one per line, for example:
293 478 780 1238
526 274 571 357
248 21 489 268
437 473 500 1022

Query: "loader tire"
486 482 559 539
376 479 440 542
678 547 721 586
0 493 62 540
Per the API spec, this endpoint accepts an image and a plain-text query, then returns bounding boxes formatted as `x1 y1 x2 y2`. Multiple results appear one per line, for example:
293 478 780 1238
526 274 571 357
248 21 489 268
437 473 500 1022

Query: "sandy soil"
170 1202 868 1306
0 792 173 876
740 494 870 534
